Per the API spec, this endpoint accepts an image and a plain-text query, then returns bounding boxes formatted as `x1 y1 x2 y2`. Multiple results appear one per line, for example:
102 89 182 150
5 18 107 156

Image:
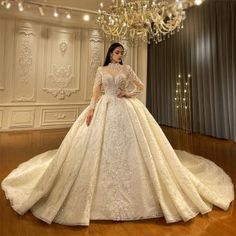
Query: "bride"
1 42 234 226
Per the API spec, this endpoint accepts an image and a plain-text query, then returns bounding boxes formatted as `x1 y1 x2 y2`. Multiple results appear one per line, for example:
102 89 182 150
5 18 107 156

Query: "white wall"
0 14 147 131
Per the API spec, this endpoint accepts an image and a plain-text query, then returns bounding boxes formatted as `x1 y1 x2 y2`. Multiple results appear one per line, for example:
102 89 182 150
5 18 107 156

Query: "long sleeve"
126 65 144 98
88 67 102 110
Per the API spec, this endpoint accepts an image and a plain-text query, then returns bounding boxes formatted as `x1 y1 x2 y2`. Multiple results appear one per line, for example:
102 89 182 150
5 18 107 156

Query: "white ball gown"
1 63 234 226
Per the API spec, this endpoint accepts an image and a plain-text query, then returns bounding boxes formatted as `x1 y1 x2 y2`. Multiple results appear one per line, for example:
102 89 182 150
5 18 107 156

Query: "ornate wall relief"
43 27 81 100
12 24 38 102
85 30 104 101
0 16 147 131
59 39 68 56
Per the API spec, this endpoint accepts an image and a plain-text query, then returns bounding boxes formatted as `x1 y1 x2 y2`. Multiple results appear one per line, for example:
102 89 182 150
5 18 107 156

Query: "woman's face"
110 46 124 63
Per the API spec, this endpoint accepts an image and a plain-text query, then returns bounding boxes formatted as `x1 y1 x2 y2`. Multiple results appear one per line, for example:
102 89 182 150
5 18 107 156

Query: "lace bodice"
89 63 144 110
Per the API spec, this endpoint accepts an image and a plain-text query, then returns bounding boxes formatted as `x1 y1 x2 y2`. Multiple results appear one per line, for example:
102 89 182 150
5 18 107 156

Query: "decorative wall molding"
0 102 89 107
59 40 68 55
41 107 78 126
0 19 6 90
43 88 79 100
49 64 74 88
0 16 147 132
12 24 38 102
0 104 87 131
43 27 81 100
18 38 33 84
84 30 104 101
9 109 35 128
16 95 36 102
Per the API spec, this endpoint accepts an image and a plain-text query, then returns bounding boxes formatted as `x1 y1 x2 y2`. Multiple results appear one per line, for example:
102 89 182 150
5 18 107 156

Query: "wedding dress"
1 63 234 226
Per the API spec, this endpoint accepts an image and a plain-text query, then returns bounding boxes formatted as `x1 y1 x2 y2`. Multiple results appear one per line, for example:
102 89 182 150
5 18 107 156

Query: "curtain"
147 0 236 142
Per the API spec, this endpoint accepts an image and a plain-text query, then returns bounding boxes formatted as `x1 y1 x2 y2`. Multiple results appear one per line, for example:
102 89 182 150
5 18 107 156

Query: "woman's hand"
117 90 132 98
86 109 94 126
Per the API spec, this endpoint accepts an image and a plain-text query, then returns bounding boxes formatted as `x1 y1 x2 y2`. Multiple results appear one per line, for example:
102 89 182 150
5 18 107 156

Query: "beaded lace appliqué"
88 63 144 110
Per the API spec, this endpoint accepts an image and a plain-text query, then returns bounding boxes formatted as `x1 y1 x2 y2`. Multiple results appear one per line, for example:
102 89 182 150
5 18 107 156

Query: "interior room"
0 0 235 236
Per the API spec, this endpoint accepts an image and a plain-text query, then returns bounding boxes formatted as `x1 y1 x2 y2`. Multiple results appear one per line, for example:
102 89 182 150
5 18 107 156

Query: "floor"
0 126 235 236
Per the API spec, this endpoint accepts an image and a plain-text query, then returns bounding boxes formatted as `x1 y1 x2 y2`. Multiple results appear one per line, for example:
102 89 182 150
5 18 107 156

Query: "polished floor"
0 126 235 236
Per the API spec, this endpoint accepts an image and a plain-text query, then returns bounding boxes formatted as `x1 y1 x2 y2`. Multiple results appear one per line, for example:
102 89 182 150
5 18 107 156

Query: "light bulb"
18 2 24 12
194 0 203 6
66 12 71 19
6 1 11 9
83 14 90 21
53 8 59 17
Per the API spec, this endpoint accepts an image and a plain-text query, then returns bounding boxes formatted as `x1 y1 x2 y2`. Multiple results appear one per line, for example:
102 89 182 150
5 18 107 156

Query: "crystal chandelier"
97 0 205 44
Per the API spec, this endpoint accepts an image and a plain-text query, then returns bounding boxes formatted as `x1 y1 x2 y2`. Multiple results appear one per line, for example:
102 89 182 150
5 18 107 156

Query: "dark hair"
103 42 124 66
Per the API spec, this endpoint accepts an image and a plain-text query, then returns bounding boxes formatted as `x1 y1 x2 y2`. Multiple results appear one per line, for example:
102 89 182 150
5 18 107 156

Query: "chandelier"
97 0 205 44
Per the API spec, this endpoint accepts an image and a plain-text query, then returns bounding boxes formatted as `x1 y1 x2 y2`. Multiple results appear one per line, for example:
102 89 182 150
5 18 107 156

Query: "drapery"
147 0 236 142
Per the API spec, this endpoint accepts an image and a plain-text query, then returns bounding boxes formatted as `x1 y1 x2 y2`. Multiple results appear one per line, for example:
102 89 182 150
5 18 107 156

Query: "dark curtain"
147 0 236 142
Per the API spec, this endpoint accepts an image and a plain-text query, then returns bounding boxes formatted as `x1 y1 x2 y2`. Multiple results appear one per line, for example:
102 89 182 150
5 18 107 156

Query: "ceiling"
27 0 175 12
27 0 120 12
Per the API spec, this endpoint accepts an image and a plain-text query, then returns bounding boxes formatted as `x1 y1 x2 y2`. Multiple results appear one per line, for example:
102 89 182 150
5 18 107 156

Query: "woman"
1 43 234 226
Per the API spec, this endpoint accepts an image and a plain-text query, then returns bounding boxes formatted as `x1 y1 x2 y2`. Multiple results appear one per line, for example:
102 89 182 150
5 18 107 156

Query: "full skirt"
1 95 234 226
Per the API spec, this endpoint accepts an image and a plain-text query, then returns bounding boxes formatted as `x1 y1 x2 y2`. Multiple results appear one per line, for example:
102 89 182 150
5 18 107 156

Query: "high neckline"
108 62 121 68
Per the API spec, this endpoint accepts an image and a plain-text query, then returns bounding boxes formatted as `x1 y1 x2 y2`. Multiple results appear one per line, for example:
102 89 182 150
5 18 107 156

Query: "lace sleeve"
126 65 144 97
88 67 102 110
